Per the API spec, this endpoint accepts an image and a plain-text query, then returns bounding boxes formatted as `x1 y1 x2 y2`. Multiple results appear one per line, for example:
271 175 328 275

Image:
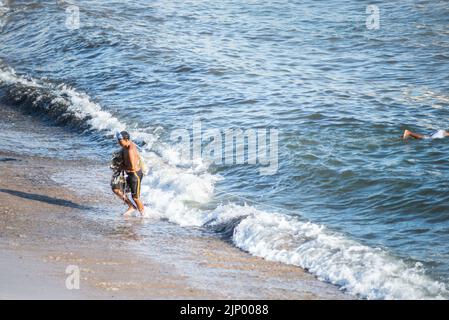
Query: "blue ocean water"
1 0 449 299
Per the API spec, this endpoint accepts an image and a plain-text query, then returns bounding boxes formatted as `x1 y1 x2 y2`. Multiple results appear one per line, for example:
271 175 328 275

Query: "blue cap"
115 131 123 141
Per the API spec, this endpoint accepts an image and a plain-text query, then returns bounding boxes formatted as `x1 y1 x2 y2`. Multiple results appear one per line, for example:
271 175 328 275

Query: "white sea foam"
2 65 447 300
55 85 126 134
229 208 448 299
147 196 447 299
0 65 39 87
0 65 153 143
139 151 220 226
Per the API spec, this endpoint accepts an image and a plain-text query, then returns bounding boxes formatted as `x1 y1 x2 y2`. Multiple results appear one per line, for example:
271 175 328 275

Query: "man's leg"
131 172 145 215
113 188 136 215
132 197 145 214
403 129 425 139
126 172 145 216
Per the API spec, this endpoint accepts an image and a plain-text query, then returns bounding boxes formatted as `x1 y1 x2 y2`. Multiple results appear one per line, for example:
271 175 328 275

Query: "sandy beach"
0 104 349 299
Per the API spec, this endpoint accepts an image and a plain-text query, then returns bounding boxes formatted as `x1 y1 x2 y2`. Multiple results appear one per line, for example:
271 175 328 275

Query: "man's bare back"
123 141 141 172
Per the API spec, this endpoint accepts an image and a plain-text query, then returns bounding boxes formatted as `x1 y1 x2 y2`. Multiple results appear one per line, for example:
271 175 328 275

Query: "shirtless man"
110 150 137 213
115 131 145 216
403 129 449 140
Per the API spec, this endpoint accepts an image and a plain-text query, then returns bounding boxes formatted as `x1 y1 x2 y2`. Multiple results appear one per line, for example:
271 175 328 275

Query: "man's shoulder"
130 142 140 154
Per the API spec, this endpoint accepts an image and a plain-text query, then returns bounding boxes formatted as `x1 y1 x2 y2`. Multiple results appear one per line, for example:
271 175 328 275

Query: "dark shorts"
126 170 143 199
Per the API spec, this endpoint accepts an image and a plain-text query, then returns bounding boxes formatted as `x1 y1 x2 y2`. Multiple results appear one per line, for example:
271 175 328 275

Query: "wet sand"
0 105 350 300
0 152 210 299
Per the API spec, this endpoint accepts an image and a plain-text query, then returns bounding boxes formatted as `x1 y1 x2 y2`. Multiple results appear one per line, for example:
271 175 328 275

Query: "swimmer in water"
403 129 449 140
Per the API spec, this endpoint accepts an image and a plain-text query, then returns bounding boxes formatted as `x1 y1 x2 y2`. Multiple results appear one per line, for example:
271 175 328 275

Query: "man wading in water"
112 131 145 216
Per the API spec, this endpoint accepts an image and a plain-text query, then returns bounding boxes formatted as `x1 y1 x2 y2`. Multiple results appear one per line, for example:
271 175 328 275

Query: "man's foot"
123 207 136 217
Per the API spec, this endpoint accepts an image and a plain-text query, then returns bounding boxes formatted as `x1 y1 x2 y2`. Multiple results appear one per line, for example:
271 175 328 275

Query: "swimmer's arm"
403 130 424 139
